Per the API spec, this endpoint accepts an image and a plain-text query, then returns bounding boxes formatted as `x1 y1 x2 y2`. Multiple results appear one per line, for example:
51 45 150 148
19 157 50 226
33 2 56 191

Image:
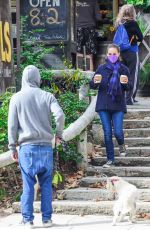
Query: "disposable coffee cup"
120 75 127 84
94 74 102 83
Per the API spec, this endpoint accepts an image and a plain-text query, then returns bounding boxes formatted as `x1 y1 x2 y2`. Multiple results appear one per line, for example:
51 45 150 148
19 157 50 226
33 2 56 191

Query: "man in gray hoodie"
8 65 65 228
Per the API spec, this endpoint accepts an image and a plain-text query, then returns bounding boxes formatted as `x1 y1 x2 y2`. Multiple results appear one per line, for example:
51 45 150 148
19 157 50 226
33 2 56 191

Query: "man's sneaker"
119 144 127 157
20 219 34 228
43 219 53 228
103 160 115 168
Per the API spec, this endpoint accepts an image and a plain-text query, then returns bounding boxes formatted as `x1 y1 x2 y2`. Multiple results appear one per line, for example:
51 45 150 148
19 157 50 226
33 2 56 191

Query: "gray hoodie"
8 65 65 153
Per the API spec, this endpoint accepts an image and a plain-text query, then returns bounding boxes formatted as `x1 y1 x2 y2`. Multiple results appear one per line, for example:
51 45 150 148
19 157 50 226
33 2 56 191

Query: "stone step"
95 110 150 121
80 177 150 189
92 127 150 145
125 109 150 119
57 188 114 201
96 138 150 148
94 146 150 157
91 157 150 167
57 188 150 202
87 166 150 177
12 201 150 216
123 120 150 129
99 138 150 147
124 129 150 138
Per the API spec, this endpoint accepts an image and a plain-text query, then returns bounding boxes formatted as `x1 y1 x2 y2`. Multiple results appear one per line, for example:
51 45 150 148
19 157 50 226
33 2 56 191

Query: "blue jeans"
98 111 125 161
19 145 53 222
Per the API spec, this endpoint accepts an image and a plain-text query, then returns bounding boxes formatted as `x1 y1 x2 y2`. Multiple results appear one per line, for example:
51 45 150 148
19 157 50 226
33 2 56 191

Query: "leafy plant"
0 188 6 201
125 0 150 7
136 12 149 34
14 191 22 202
52 171 63 188
15 17 54 90
0 90 14 153
58 92 88 127
140 62 150 87
56 139 83 172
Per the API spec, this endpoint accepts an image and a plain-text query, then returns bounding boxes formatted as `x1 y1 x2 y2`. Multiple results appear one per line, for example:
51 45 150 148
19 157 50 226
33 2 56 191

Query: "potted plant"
139 62 150 97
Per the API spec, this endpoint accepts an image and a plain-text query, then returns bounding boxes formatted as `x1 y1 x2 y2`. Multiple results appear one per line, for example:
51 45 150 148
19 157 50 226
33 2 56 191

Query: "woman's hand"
120 75 128 84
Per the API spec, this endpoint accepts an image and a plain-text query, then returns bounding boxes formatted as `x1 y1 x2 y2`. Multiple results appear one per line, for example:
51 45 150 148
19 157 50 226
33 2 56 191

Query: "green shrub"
0 91 13 153
140 62 150 87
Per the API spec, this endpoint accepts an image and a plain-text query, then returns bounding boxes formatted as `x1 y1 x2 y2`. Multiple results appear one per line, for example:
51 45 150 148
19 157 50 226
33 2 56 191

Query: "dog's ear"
111 177 119 186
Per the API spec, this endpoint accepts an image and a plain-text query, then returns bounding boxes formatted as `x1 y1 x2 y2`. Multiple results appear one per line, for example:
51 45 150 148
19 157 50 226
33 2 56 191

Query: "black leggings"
121 50 139 104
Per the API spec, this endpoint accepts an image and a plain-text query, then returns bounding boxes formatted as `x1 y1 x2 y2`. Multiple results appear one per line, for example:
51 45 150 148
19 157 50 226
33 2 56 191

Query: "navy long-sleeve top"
124 20 143 52
124 20 143 45
89 63 132 113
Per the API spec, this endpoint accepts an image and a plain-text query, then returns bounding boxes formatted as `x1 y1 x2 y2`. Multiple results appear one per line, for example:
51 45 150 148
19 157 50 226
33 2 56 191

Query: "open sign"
21 0 68 41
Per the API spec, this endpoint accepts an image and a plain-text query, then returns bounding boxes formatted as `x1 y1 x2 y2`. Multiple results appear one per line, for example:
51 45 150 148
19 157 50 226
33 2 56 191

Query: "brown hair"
115 4 136 28
107 44 120 53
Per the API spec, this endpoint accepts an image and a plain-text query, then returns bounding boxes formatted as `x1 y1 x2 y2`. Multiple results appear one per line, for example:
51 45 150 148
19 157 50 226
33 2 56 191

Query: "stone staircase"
13 103 150 216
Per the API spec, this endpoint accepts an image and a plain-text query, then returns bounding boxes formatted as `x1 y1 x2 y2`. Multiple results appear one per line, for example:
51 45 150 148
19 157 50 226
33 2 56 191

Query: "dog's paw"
131 220 136 224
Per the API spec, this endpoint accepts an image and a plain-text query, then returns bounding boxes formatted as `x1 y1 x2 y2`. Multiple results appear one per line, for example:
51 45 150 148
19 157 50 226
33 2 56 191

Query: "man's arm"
8 97 19 161
49 95 65 140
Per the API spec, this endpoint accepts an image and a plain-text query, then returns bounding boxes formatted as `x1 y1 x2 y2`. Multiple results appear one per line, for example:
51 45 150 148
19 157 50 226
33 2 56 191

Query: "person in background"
89 44 131 168
115 4 143 105
76 0 101 68
8 65 65 228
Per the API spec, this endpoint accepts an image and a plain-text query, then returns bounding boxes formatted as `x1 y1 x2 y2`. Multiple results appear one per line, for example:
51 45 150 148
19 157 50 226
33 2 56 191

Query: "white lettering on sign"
29 0 39 7
53 0 60 6
29 7 61 26
29 0 60 8
46 0 51 7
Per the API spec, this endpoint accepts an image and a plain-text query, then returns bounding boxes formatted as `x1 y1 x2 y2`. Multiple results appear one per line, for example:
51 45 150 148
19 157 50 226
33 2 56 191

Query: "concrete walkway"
0 213 150 230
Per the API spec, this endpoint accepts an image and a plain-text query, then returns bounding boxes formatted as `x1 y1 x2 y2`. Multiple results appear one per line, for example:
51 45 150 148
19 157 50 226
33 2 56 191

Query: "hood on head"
22 65 41 88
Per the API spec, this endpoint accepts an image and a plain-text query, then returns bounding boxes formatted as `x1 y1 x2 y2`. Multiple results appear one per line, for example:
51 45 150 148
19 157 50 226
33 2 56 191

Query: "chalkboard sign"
20 0 68 41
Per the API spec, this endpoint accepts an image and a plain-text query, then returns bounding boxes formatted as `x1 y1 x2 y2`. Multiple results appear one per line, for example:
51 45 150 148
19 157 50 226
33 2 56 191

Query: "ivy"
0 90 14 153
125 0 150 6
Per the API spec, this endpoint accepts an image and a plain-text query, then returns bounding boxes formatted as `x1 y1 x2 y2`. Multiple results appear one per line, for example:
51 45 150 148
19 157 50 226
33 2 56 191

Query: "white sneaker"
119 144 127 157
43 220 53 228
20 219 34 229
103 160 115 168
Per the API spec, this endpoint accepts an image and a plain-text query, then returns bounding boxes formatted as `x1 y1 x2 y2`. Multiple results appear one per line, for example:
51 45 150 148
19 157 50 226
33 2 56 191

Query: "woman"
115 4 143 105
89 44 131 168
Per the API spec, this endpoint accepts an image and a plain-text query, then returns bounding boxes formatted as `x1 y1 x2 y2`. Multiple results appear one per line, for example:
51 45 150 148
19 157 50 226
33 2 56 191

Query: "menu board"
20 0 68 41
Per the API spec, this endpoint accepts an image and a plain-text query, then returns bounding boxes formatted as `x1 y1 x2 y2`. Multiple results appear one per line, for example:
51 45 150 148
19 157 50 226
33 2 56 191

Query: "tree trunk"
0 0 14 93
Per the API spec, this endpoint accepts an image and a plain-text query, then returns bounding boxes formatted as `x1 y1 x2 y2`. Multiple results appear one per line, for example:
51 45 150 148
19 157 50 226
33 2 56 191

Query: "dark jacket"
89 63 132 113
124 20 143 45
123 20 143 52
76 0 101 28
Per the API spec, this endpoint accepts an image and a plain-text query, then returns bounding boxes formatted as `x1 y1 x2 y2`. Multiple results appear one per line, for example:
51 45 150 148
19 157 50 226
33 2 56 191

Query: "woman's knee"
104 132 113 141
114 131 123 140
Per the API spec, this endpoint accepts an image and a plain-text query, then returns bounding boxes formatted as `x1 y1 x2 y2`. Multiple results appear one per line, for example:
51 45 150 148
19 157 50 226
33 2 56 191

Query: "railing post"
77 82 90 169
77 130 88 169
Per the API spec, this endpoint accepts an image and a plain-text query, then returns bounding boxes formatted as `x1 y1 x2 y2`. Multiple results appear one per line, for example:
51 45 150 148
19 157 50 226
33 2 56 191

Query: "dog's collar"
111 179 119 186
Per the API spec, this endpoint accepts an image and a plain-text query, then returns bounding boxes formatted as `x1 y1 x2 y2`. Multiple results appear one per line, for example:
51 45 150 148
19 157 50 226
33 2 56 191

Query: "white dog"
106 176 138 225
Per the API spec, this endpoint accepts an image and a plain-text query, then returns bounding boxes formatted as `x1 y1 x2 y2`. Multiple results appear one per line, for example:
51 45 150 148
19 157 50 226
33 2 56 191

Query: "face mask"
107 55 119 63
